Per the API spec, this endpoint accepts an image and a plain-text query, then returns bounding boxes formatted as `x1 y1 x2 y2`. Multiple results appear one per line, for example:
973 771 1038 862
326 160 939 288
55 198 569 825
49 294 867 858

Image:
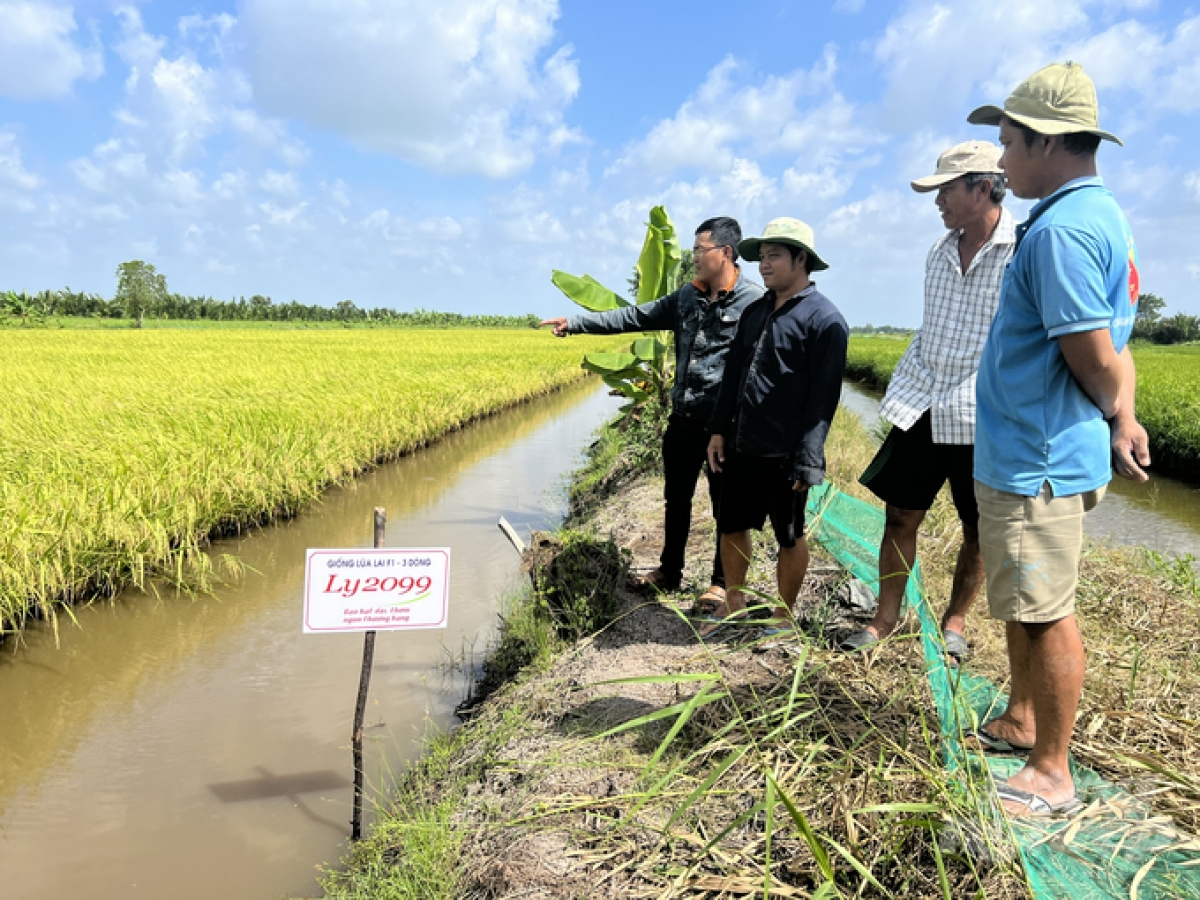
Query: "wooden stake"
497 515 526 554
350 507 385 841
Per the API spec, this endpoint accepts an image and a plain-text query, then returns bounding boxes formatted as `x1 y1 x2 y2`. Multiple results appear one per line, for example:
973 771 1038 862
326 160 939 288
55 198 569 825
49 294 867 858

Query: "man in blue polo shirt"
967 62 1151 816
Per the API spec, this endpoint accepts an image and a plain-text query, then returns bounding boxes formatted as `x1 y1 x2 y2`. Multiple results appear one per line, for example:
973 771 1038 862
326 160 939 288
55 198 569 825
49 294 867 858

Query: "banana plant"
551 206 682 415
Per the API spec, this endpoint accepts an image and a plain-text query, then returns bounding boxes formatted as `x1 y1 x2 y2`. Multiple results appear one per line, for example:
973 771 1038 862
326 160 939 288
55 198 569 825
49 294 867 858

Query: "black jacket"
567 271 764 420
709 284 848 486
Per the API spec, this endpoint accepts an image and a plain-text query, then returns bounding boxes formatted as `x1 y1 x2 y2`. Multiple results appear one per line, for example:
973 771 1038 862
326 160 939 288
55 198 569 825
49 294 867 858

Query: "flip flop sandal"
943 629 971 661
837 629 880 653
629 569 679 593
696 606 750 639
761 623 797 639
964 724 1033 756
691 586 726 616
995 783 1082 817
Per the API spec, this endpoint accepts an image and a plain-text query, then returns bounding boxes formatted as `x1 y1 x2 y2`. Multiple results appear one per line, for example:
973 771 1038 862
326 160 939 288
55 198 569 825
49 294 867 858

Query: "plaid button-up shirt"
879 207 1016 445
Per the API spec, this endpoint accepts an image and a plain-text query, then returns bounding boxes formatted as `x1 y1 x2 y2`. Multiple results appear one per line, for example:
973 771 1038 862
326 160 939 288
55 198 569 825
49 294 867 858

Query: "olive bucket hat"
911 140 1003 193
967 61 1122 145
738 217 829 271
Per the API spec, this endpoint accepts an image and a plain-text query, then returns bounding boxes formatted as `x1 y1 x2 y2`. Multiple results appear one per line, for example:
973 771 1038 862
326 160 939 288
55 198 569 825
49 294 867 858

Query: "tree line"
1132 293 1200 344
2 261 538 329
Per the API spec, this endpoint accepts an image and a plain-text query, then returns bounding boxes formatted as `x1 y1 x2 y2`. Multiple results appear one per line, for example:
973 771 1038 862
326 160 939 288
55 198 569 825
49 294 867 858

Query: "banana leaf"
636 224 666 307
649 206 682 297
630 337 660 361
580 351 640 377
551 270 628 312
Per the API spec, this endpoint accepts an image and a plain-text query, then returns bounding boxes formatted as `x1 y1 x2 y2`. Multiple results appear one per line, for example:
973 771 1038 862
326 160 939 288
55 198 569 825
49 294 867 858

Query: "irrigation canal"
1 379 1197 900
0 379 620 900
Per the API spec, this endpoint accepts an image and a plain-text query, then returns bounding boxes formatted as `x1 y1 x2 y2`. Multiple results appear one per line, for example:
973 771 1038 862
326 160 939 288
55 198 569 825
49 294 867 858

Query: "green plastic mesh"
806 483 1200 899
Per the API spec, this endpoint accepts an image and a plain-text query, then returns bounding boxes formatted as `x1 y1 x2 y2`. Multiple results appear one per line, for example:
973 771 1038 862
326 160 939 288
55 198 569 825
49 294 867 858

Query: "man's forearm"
1113 345 1137 421
1057 328 1123 419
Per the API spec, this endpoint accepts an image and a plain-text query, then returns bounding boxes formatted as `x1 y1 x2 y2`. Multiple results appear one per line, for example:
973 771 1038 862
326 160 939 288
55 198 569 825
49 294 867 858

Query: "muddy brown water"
0 379 619 900
840 380 1200 560
5 378 1194 900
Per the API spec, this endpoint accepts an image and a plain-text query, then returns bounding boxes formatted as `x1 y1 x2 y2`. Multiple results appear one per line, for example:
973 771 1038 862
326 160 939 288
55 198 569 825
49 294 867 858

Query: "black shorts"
858 411 978 528
718 449 806 548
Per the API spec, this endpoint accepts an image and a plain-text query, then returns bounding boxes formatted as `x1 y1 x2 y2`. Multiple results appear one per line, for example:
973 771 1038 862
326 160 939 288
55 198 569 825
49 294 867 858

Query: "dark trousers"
660 414 724 587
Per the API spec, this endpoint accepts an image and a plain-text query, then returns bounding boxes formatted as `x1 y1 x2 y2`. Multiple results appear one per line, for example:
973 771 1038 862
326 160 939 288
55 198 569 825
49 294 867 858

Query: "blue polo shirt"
975 176 1139 497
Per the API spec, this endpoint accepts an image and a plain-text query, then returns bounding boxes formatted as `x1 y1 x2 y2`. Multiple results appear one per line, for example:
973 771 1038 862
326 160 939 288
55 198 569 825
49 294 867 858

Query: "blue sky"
1 0 1198 325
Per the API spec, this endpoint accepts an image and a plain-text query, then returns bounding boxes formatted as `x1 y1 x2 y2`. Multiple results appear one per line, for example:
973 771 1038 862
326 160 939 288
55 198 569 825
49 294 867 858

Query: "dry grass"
325 399 1200 900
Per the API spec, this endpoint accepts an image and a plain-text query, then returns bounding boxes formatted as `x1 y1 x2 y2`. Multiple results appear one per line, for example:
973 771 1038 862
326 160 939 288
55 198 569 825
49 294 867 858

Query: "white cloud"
0 2 102 100
0 132 41 212
874 0 1088 128
0 133 41 191
1185 172 1200 203
610 50 873 177
258 169 298 196
259 200 308 227
238 0 580 178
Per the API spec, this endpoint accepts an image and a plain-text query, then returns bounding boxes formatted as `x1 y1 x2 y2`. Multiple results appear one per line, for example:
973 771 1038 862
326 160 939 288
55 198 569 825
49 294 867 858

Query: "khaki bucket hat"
911 140 1003 193
738 217 829 271
967 61 1121 145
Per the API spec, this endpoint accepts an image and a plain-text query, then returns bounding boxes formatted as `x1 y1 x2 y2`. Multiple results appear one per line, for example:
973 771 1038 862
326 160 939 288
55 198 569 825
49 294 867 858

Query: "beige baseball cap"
968 61 1121 145
911 140 1003 193
738 217 829 271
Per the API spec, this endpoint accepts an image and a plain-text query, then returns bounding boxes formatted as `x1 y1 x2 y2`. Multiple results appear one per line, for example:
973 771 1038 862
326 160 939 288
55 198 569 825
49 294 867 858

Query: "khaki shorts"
975 481 1105 623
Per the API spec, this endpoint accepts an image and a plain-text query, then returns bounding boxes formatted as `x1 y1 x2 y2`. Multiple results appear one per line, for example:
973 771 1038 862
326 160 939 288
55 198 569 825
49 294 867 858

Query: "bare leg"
720 531 753 615
943 523 984 636
866 505 924 639
997 617 1084 810
983 622 1038 748
775 538 810 620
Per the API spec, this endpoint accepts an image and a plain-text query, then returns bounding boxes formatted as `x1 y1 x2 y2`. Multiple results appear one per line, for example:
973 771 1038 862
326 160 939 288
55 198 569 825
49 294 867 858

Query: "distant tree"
335 299 360 321
1132 292 1167 340
115 260 168 329
1154 313 1200 345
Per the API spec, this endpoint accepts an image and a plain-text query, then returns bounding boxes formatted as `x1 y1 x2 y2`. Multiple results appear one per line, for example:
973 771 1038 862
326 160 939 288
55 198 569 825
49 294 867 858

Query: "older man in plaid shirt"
841 141 1014 659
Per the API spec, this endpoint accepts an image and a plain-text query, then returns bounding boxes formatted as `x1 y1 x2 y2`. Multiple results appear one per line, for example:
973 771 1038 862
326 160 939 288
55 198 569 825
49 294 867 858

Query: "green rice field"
846 335 1200 481
0 328 620 636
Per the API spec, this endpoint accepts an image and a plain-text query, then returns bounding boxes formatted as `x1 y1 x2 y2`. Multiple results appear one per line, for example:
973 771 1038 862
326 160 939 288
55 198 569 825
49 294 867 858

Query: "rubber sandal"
995 783 1082 817
964 724 1032 756
761 624 797 639
943 629 971 661
696 605 749 639
691 586 726 617
629 568 679 593
837 629 879 653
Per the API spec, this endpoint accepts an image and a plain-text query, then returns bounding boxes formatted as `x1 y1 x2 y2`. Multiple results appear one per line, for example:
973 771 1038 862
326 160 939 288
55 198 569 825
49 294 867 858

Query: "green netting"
806 483 1200 899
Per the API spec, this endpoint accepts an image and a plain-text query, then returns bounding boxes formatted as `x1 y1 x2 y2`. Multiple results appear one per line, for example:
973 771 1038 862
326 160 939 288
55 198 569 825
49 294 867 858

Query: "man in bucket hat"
841 141 1014 661
702 218 848 637
967 62 1151 816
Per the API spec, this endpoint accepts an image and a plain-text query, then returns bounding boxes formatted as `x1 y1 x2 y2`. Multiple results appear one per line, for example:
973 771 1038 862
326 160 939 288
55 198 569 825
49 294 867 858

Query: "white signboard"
303 548 450 633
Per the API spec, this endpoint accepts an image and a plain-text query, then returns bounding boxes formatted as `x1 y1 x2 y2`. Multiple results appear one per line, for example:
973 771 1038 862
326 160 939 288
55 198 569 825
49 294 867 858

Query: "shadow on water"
840 379 1200 560
0 378 620 900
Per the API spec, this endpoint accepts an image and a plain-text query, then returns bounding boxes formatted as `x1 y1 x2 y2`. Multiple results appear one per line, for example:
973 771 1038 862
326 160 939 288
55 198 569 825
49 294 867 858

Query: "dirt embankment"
324 409 1200 900
361 468 1027 899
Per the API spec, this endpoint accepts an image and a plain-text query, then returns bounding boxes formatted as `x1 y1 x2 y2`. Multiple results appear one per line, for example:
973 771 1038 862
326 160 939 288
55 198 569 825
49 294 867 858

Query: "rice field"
0 328 621 637
846 336 1200 481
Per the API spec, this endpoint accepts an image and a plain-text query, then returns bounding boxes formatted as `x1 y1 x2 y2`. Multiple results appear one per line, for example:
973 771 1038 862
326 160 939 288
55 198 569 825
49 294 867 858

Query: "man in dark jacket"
705 218 848 636
541 217 764 609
